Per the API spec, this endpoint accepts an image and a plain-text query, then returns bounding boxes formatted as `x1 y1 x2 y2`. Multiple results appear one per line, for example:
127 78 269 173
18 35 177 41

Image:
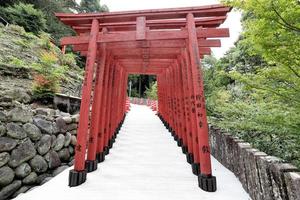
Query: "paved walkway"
16 105 250 200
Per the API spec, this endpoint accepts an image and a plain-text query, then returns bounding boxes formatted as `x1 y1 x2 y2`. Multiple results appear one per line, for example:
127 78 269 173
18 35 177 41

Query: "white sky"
79 0 242 58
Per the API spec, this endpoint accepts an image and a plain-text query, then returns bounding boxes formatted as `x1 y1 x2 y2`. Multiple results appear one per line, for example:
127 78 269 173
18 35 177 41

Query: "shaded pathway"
16 105 250 200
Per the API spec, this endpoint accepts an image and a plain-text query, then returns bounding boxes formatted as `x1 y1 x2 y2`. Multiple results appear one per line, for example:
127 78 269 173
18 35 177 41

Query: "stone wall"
0 105 78 200
209 126 300 200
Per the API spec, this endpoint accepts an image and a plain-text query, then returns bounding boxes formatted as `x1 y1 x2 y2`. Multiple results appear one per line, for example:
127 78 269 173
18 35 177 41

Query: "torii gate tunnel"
56 4 231 192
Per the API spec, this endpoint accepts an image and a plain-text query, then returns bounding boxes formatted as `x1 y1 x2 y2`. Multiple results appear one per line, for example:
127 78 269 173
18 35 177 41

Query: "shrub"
145 82 158 100
38 32 52 50
4 3 46 34
32 52 67 100
8 57 26 68
59 53 77 68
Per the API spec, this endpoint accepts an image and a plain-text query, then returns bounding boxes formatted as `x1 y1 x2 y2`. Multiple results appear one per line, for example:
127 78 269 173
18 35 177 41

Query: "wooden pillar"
103 60 115 155
85 44 107 172
96 53 113 161
69 18 99 187
187 13 216 192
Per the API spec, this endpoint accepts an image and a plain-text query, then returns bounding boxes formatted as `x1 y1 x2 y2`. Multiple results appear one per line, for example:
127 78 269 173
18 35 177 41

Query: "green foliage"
79 0 109 13
0 0 110 43
59 53 77 68
206 0 300 168
8 57 26 67
32 52 67 99
204 38 300 168
145 82 158 100
3 3 46 34
222 0 300 82
128 74 157 98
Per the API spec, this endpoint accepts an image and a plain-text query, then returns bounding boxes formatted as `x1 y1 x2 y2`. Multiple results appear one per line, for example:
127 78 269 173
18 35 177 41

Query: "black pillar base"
165 123 170 130
96 152 105 163
68 169 87 187
112 134 116 140
85 160 98 173
192 163 200 176
182 145 188 154
104 146 109 155
170 129 174 135
198 174 217 192
108 139 113 149
186 153 194 164
174 134 178 141
177 138 183 147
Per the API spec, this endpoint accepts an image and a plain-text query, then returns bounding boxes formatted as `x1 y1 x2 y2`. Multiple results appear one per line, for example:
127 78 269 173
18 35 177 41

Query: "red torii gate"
56 4 231 192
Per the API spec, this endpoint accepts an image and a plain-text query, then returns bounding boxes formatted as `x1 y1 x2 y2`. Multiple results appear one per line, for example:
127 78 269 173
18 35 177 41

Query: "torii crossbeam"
56 4 231 192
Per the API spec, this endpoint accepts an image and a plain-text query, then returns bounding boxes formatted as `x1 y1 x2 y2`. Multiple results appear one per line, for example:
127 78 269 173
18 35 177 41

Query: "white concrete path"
16 104 250 200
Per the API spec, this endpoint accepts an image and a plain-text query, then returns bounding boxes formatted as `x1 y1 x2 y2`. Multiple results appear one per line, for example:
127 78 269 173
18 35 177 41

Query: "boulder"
12 186 31 198
0 137 17 152
70 135 77 146
62 116 72 124
5 88 31 103
9 139 36 168
68 146 74 155
6 122 27 139
68 159 74 166
53 134 65 151
52 122 60 135
52 165 68 176
0 124 6 136
15 163 31 178
0 95 12 102
44 151 61 169
33 117 53 134
0 102 13 109
0 111 7 122
8 107 33 123
23 123 42 141
41 177 52 185
50 135 56 148
64 132 71 147
35 108 55 117
55 111 70 117
22 172 38 185
0 152 10 168
37 135 51 155
66 123 77 131
29 155 48 173
58 148 70 162
0 180 22 200
0 166 15 186
36 174 52 185
71 114 79 123
55 117 67 133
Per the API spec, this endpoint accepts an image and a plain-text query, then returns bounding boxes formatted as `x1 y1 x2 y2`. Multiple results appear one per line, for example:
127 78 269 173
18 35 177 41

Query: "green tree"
223 0 300 84
3 3 46 34
204 1 300 166
145 82 158 100
80 0 108 13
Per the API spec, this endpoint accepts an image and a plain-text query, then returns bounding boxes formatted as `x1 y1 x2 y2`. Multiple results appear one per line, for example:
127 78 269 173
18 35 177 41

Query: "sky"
79 0 242 58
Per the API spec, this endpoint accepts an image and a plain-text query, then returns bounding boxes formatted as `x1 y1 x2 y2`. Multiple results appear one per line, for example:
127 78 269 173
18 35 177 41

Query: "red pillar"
69 19 99 187
86 44 107 172
103 60 115 155
96 53 113 161
187 13 216 192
